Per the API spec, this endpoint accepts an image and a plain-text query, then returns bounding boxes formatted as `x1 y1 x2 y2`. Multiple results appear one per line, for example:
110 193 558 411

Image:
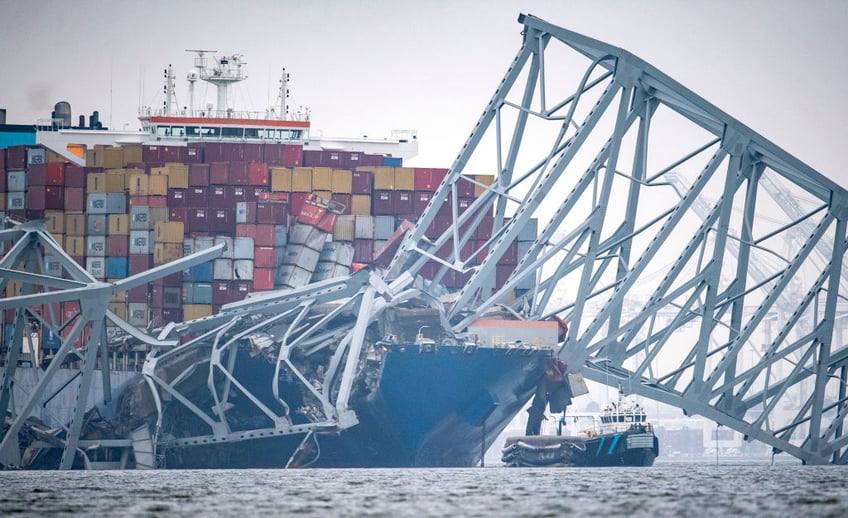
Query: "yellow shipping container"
65 214 86 236
331 169 353 194
85 147 104 168
474 174 495 197
110 290 128 303
154 243 184 264
292 167 313 192
312 167 333 191
270 167 292 192
183 304 213 320
108 302 128 321
154 221 184 243
102 147 124 169
0 195 5 211
313 190 332 201
45 211 64 234
51 234 64 250
46 149 65 163
148 174 168 195
65 236 86 256
394 167 414 191
162 163 189 189
127 172 149 196
105 169 127 192
87 173 107 193
108 214 130 235
373 166 395 190
351 195 371 216
121 145 143 166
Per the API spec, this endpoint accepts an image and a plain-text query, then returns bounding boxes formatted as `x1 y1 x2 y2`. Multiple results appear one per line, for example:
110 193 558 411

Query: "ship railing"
139 107 310 122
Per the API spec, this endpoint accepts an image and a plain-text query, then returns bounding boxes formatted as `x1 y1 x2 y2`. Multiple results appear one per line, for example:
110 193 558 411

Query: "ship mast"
189 50 247 117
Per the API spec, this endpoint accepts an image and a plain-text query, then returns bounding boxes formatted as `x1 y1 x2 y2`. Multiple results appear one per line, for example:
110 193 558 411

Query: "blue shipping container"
184 262 213 283
42 328 62 350
4 324 13 347
107 257 128 279
382 156 402 167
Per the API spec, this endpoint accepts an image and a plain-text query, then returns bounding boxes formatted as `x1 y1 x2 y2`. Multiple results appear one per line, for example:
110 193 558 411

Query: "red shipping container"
127 284 148 303
63 165 87 188
426 215 453 239
353 239 374 263
232 280 251 301
142 145 163 162
187 186 208 207
254 224 276 246
6 145 26 169
252 268 275 291
26 209 45 220
210 209 235 233
64 187 85 212
254 246 276 267
256 202 288 225
107 235 129 256
161 308 183 322
190 208 209 231
153 272 183 287
243 143 263 163
262 143 283 166
149 195 168 208
351 170 373 194
183 145 202 164
204 143 225 163
28 163 47 186
248 162 269 186
226 186 246 206
413 191 432 215
342 151 362 170
331 194 352 215
168 188 187 207
457 175 476 197
169 208 190 227
209 162 229 184
150 284 164 308
27 186 64 210
302 150 324 167
361 153 384 167
189 163 210 186
71 255 85 267
160 145 186 163
245 186 266 202
0 147 5 172
129 195 149 208
373 190 393 215
227 161 250 185
282 144 302 167
296 197 325 226
46 162 66 186
212 281 233 305
209 186 228 208
289 192 307 217
414 168 448 192
393 191 414 217
236 223 257 238
316 212 337 233
325 150 342 168
129 254 153 274
476 215 494 240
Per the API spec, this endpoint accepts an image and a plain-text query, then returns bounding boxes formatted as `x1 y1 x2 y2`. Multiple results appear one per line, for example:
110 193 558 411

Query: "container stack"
0 140 535 350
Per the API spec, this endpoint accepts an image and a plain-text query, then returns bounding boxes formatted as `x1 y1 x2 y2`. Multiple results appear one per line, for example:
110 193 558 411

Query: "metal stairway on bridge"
2 13 846 467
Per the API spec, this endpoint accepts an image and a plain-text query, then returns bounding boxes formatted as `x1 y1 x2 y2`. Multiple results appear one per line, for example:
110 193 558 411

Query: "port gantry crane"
2 14 847 467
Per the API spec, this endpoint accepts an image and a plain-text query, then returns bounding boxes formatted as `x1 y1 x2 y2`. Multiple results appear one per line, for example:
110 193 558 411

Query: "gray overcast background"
1 0 845 184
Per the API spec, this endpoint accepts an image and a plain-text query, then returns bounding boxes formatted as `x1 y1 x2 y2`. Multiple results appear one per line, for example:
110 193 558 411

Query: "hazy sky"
1 0 845 184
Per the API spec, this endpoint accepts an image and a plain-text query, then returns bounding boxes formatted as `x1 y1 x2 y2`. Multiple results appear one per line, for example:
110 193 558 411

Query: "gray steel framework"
385 14 848 464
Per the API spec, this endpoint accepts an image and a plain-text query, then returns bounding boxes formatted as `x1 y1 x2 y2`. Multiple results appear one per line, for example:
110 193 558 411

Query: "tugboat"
501 391 659 467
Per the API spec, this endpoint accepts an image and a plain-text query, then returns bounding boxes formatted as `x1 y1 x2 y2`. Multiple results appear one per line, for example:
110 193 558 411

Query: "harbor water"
1 463 847 516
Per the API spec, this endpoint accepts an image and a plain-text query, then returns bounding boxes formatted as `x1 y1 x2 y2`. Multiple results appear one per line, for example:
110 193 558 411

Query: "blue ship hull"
162 344 551 468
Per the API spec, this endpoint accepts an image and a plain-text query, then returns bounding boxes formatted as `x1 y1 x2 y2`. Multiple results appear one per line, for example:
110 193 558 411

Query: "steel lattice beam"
386 14 848 464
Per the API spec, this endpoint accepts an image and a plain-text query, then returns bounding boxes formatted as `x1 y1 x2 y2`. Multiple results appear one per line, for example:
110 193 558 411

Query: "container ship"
0 52 559 469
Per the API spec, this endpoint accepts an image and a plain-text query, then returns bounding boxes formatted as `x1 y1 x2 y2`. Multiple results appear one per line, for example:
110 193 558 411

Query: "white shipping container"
183 237 196 256
127 303 149 327
213 259 233 280
290 223 328 251
335 243 355 266
44 255 63 277
195 236 215 251
86 257 106 279
130 206 150 230
233 259 254 280
129 230 153 254
233 237 255 259
277 264 312 289
214 236 234 259
86 236 107 257
6 191 25 210
275 225 288 247
281 244 320 272
467 318 559 349
7 171 27 191
374 216 395 240
236 201 249 223
354 215 374 239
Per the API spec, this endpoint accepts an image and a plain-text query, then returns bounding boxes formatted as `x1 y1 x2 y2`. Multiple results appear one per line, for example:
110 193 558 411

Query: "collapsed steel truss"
2 14 847 467
388 14 848 464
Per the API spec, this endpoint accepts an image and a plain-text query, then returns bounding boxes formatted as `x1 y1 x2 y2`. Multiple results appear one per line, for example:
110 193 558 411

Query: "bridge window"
245 128 260 139
222 127 243 138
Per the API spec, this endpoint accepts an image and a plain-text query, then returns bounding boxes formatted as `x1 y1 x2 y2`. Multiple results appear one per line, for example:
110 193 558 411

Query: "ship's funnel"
52 101 72 128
